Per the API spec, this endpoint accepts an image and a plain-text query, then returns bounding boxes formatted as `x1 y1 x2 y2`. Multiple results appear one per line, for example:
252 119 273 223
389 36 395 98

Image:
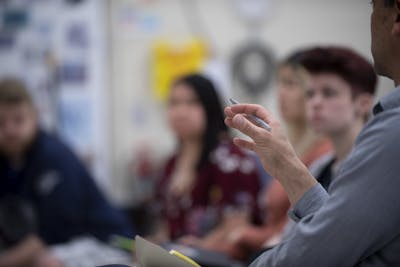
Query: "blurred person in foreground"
153 74 261 246
0 78 134 267
224 0 400 266
192 50 333 261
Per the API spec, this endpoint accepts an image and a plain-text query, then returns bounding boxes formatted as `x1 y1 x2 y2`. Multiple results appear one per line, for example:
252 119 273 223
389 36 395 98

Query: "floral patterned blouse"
157 140 262 240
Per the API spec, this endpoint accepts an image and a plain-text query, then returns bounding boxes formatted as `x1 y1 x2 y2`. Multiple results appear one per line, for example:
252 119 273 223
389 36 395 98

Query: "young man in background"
0 78 134 267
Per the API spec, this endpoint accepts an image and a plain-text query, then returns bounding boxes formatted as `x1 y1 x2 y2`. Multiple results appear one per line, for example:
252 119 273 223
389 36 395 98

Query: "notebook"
135 236 201 267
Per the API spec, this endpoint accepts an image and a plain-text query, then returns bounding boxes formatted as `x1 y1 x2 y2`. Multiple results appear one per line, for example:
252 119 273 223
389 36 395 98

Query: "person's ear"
354 93 373 119
393 0 400 36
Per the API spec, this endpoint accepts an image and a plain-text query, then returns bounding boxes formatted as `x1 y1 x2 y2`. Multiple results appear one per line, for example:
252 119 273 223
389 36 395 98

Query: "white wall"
108 0 393 204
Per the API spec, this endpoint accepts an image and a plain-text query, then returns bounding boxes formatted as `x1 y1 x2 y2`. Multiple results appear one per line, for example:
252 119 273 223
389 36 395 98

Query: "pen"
229 98 272 131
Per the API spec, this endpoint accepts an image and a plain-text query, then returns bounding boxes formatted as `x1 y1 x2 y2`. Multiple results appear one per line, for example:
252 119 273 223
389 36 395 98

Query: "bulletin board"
0 0 111 192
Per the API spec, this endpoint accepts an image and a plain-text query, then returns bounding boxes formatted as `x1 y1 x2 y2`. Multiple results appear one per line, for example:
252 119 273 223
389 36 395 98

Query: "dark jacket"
0 130 134 245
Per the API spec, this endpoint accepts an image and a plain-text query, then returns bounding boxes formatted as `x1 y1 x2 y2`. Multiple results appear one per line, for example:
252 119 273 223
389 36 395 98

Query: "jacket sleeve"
288 183 328 222
76 160 135 241
49 144 135 242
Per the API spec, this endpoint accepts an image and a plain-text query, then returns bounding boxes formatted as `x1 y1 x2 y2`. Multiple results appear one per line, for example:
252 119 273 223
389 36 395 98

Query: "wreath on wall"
231 42 275 96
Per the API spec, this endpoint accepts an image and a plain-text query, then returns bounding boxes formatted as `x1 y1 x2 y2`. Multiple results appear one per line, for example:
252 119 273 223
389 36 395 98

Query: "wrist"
275 158 317 205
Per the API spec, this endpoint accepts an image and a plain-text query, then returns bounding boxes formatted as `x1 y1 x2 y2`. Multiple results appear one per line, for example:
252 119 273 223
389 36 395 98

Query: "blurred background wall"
108 0 393 205
0 0 393 206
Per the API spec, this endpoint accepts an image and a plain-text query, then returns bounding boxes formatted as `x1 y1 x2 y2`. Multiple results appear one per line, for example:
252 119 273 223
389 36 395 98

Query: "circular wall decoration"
231 42 275 96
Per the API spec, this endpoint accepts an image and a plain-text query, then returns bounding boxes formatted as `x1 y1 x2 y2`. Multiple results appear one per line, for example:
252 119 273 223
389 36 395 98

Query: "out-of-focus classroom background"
0 1 392 266
0 0 390 204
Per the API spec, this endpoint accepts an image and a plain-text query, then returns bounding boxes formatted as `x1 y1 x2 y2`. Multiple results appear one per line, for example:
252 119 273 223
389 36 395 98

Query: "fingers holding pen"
225 104 273 124
224 101 313 205
224 104 275 142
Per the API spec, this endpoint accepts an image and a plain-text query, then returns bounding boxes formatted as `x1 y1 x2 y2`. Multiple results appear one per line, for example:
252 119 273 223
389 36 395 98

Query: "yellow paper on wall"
152 38 208 101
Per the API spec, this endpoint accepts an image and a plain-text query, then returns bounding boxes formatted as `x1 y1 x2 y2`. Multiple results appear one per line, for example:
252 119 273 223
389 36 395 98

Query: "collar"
373 85 400 115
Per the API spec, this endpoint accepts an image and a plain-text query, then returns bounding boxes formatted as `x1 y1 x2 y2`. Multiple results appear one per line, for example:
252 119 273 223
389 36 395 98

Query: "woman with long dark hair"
155 74 261 242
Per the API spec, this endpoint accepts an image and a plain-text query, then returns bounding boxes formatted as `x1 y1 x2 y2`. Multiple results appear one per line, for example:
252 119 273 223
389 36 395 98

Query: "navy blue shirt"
0 130 134 245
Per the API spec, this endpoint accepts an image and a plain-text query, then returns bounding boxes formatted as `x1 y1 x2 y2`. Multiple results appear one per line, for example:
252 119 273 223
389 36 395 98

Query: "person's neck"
330 120 364 163
287 121 307 146
181 137 201 149
4 132 38 170
287 120 316 155
179 138 202 161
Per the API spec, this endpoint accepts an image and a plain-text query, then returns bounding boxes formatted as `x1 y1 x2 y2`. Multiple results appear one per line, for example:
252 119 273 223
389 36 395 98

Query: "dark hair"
384 0 395 7
298 47 377 96
172 74 228 170
0 78 33 105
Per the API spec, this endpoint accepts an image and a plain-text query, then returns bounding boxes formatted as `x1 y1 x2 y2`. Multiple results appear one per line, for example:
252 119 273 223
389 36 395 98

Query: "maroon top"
157 140 261 239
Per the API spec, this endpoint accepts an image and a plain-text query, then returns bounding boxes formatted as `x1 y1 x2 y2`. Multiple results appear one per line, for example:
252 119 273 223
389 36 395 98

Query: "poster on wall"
151 38 208 101
58 91 94 166
65 22 89 49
